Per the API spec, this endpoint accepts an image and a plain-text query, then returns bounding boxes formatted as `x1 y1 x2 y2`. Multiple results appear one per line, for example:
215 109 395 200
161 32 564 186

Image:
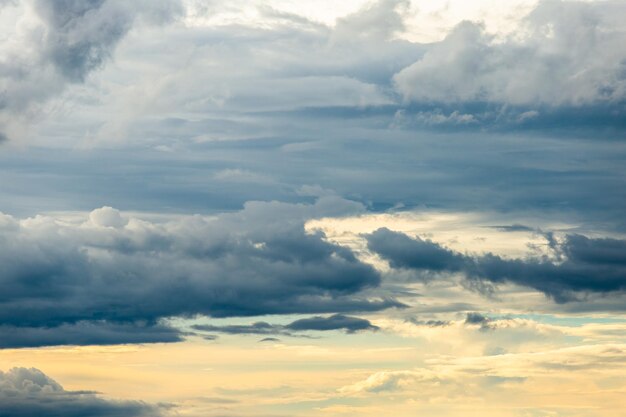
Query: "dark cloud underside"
366 228 626 302
0 200 399 348
192 314 378 336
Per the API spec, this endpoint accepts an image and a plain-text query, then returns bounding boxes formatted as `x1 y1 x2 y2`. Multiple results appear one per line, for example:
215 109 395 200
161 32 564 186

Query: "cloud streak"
192 314 379 337
366 228 626 302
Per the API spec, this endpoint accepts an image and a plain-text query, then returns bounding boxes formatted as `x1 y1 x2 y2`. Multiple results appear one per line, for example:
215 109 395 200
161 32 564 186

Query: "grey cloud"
465 312 490 325
405 317 450 327
285 314 379 333
0 0 182 139
366 227 465 272
33 0 180 82
259 337 280 343
193 322 281 336
366 228 626 303
488 224 535 233
0 199 400 348
0 321 183 348
4 0 622 233
0 367 167 417
191 314 379 337
333 0 409 42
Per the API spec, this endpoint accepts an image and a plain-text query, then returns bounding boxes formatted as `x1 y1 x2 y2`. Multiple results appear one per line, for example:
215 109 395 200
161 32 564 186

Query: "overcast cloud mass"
0 1 625 416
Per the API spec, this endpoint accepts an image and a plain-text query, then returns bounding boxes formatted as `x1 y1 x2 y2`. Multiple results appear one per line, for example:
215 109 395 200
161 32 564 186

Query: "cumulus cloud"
366 228 626 302
0 367 167 417
394 1 626 107
0 198 399 348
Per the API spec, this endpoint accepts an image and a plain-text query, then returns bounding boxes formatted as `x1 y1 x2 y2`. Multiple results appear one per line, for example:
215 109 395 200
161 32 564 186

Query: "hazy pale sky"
1 1 625 416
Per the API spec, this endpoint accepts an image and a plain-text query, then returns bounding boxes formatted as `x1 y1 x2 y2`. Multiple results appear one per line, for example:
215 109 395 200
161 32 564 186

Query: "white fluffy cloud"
394 1 626 106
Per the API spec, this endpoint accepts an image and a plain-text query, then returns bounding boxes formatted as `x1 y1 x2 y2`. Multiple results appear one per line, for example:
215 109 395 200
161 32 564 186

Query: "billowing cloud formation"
366 228 626 302
0 0 182 138
33 0 182 82
0 367 166 417
192 314 378 336
394 1 626 107
0 198 398 348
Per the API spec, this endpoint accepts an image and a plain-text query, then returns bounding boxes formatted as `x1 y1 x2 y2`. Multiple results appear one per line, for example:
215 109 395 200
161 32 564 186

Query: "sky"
0 0 625 416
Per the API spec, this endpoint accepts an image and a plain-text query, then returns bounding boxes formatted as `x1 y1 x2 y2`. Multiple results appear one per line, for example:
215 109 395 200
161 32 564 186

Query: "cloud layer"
366 228 626 302
0 199 399 348
192 314 379 337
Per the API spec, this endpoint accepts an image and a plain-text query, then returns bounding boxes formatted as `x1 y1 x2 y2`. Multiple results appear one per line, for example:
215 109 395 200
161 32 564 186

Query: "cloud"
366 227 465 272
0 321 183 348
0 198 400 348
366 228 626 302
394 1 626 107
333 0 409 42
340 344 626 397
339 369 438 395
0 0 183 140
464 312 490 325
488 224 535 233
0 367 167 417
192 314 379 336
286 313 379 333
391 1 626 132
193 322 282 336
259 337 280 343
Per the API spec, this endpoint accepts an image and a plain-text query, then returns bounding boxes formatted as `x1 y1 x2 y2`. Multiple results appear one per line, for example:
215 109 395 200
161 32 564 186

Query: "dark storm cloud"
366 228 626 302
191 314 378 336
0 199 400 348
0 367 167 417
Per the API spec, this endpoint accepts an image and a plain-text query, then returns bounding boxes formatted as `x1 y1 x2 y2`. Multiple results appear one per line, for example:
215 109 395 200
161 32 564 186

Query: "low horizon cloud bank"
0 367 167 417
